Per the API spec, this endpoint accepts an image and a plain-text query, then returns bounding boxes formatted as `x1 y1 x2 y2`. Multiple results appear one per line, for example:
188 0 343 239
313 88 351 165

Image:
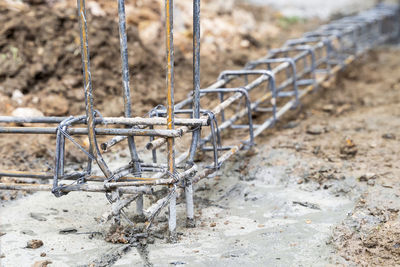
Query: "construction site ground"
1 1 400 266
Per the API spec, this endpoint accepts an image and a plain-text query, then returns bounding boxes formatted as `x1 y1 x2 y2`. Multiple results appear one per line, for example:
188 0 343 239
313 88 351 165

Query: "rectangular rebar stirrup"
146 69 278 151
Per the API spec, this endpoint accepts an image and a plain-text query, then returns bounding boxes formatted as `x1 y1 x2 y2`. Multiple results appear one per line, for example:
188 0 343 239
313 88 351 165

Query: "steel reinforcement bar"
0 1 398 241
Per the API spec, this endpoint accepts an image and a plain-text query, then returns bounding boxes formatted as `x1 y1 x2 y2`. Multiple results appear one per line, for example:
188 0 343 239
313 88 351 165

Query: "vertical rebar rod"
77 0 119 224
76 0 93 176
117 0 143 215
77 0 112 179
186 0 200 228
165 0 176 242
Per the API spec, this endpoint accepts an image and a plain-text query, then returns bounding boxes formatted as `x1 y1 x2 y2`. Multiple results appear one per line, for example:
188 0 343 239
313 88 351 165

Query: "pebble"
382 133 396 140
358 173 378 182
59 227 77 235
12 107 44 118
322 104 335 113
30 212 47 222
11 90 24 105
26 239 43 249
283 121 299 129
306 124 325 135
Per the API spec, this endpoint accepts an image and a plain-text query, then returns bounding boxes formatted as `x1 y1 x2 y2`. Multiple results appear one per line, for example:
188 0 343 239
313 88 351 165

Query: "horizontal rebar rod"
0 183 153 195
0 116 208 127
0 127 183 137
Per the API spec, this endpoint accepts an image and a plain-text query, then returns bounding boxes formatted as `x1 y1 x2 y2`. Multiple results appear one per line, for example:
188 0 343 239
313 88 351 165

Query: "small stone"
358 173 378 182
30 212 47 222
283 121 299 129
11 90 24 105
257 224 265 228
240 39 250 48
313 146 321 155
369 142 377 148
306 124 324 135
224 220 229 225
40 252 46 257
26 239 43 249
305 220 312 224
87 1 106 16
12 107 44 118
59 227 77 235
322 104 335 113
209 222 217 227
382 133 396 140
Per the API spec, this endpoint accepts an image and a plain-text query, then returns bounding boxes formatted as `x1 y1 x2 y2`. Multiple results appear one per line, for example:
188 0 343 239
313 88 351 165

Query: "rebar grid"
0 2 398 240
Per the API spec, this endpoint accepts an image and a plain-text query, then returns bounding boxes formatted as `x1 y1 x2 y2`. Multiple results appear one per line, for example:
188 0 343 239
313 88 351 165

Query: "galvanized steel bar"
77 0 112 180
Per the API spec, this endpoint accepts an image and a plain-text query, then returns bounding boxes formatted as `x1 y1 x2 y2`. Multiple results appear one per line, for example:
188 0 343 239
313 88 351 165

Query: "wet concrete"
113 149 360 266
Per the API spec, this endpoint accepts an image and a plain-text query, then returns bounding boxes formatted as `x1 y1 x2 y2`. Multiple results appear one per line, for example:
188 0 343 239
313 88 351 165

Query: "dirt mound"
0 4 164 117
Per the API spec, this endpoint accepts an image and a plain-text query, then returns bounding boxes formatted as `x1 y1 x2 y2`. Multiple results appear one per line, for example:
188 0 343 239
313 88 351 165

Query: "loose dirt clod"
306 124 325 135
26 239 43 249
339 138 357 159
105 225 129 244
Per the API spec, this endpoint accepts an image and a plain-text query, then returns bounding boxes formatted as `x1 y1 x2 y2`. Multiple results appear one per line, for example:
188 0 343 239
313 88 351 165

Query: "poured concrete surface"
0 148 355 266
114 148 357 266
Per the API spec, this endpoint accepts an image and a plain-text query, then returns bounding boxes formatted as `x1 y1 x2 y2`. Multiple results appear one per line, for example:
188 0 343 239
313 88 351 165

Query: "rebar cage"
0 1 399 241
